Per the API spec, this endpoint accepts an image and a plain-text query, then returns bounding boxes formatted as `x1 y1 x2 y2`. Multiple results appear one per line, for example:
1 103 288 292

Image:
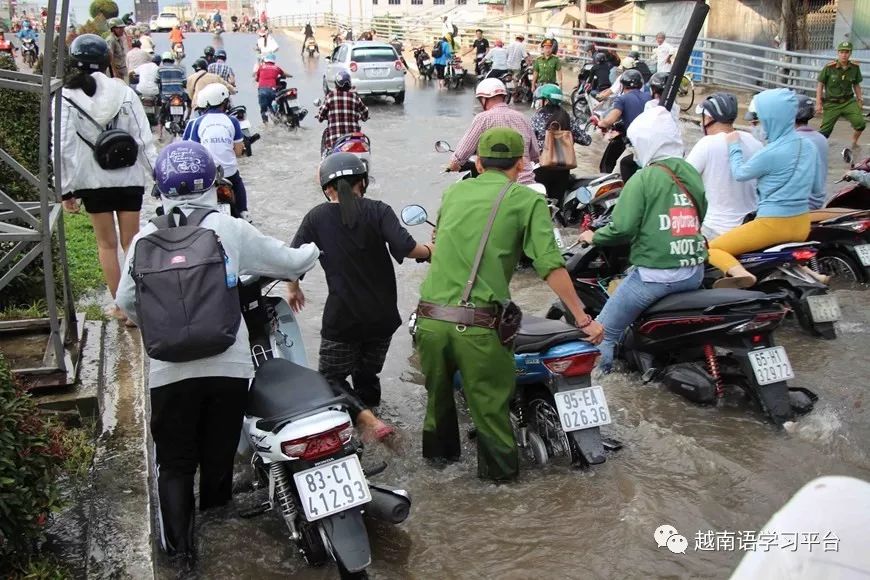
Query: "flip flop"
712 275 755 289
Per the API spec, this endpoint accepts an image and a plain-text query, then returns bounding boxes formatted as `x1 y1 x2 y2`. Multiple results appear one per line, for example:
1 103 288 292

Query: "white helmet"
619 56 636 70
197 83 230 109
475 78 507 99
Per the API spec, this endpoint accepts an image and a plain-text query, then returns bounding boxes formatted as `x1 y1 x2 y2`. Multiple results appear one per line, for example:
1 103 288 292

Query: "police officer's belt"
825 96 854 104
416 302 498 328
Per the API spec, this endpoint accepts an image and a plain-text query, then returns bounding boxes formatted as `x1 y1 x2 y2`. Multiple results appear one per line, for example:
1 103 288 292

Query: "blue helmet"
154 142 217 198
335 70 352 90
215 48 227 60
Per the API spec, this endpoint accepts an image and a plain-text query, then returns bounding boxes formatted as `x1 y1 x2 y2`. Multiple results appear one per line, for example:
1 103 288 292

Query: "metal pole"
660 0 709 112
579 0 587 29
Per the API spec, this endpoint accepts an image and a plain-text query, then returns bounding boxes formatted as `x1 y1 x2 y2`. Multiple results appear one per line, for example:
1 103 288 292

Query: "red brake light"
394 59 404 71
751 334 765 344
289 87 298 98
170 95 183 105
543 353 598 377
843 219 870 233
341 141 369 153
791 249 817 262
349 61 358 72
281 422 353 461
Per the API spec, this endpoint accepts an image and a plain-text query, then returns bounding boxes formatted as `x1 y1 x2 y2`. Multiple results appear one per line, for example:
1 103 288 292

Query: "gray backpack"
132 208 241 362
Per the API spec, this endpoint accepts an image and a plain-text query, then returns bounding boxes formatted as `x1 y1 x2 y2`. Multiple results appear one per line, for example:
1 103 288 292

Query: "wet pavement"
147 33 870 580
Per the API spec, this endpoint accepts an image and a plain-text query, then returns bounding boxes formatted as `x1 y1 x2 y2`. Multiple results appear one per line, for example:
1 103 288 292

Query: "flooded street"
148 33 870 579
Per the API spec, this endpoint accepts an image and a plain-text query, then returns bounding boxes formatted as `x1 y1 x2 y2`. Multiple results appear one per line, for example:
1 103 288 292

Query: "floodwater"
147 33 870 579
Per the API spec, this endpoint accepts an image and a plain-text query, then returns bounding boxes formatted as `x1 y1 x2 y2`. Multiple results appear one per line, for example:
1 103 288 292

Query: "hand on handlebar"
578 229 595 247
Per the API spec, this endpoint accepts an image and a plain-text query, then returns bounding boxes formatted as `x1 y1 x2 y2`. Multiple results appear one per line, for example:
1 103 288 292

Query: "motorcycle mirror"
400 204 429 226
434 140 453 153
313 98 322 107
842 147 853 166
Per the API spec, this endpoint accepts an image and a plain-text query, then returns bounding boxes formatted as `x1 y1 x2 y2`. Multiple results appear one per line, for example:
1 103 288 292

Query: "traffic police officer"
414 128 603 482
816 41 865 150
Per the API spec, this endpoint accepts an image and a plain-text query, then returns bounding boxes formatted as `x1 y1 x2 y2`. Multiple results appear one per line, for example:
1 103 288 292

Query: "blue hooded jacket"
728 89 815 218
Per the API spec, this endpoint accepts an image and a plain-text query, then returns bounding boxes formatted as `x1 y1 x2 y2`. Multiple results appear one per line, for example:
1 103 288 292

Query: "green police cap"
477 127 524 159
837 41 853 52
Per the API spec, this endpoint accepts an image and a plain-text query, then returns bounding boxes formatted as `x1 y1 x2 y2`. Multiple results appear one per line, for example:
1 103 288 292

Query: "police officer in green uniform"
816 41 865 150
413 128 604 482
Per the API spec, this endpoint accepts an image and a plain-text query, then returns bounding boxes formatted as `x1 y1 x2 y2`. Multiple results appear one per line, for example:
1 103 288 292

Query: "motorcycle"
272 77 308 130
546 209 817 426
21 37 37 68
323 130 372 173
228 104 261 157
172 42 185 61
570 62 599 120
808 208 870 283
163 93 188 137
544 170 623 228
826 155 870 210
401 205 622 467
512 60 534 104
445 56 465 90
304 36 319 58
478 62 515 104
413 46 433 81
238 276 411 579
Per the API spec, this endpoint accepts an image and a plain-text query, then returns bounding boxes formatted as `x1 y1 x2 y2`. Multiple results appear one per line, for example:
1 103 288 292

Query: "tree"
89 0 119 20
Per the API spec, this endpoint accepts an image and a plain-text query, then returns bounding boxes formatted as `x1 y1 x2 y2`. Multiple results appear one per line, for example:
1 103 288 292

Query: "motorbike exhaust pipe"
365 485 411 525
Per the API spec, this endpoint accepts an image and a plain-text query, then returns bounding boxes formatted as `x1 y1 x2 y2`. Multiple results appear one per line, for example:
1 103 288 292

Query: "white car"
154 12 180 32
148 15 159 31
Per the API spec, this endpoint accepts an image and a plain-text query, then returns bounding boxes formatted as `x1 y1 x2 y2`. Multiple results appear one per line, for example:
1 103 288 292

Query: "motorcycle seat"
515 315 586 354
644 289 771 315
809 207 866 223
762 241 819 252
568 174 613 189
247 358 336 424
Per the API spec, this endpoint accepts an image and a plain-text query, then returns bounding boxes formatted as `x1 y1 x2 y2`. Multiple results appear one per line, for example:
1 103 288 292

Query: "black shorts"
76 186 145 214
434 64 446 79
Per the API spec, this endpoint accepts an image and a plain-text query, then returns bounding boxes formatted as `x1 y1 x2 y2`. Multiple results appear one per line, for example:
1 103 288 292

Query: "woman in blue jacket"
708 88 817 288
433 36 452 89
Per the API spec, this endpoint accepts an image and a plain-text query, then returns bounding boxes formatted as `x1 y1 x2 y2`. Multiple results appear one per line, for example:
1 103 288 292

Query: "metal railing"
271 11 870 111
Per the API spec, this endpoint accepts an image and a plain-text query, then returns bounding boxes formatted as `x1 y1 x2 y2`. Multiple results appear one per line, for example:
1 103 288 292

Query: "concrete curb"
85 320 155 579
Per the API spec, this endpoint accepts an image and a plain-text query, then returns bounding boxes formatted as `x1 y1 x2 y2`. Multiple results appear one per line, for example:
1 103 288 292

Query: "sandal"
712 275 756 289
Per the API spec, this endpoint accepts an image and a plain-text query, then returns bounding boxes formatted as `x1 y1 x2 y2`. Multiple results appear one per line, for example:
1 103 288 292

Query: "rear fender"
733 352 793 425
550 376 606 466
321 509 371 573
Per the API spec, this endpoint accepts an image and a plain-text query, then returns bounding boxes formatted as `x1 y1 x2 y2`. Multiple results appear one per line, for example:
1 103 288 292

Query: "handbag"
539 121 577 169
63 97 139 170
462 181 523 346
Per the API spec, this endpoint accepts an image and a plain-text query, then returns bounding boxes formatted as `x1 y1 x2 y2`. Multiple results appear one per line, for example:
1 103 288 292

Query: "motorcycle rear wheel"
527 389 573 464
815 250 863 284
298 521 328 566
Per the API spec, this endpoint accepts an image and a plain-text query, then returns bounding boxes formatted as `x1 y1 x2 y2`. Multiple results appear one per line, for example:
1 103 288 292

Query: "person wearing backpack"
432 36 452 89
57 34 157 325
115 141 321 567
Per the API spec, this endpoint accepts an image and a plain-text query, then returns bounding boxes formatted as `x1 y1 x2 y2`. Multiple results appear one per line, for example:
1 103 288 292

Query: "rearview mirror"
401 204 429 226
434 140 452 153
324 55 332 61
313 98 322 107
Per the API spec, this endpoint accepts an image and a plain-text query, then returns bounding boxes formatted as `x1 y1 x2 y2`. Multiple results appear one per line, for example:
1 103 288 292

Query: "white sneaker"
239 210 252 222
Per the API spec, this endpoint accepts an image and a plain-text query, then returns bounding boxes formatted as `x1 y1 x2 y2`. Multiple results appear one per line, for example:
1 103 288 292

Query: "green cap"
107 17 125 28
536 83 563 103
837 41 853 52
477 127 524 159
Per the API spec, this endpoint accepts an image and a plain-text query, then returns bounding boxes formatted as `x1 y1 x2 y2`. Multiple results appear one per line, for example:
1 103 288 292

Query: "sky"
68 0 135 24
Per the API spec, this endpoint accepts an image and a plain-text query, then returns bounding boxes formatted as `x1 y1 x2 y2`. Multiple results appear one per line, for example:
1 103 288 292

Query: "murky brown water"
147 33 870 580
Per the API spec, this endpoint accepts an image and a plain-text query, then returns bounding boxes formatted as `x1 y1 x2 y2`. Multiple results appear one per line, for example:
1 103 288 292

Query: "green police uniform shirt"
420 171 565 307
818 61 863 102
533 55 561 85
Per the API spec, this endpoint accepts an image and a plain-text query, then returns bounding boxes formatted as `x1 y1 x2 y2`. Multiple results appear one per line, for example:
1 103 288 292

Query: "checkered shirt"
317 90 370 149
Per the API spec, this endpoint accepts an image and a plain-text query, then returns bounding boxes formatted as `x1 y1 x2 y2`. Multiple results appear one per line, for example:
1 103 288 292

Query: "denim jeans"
226 171 248 213
257 88 276 121
596 267 704 371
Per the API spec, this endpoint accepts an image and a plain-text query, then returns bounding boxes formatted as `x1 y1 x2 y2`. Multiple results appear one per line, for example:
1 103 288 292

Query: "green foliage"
0 355 68 570
88 0 119 20
77 15 108 37
63 212 103 299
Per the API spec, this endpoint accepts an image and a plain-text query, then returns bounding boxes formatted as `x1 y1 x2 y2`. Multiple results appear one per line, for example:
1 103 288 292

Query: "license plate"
170 105 184 115
806 294 841 323
217 203 231 215
855 244 870 266
294 455 371 521
553 386 611 432
367 67 390 78
422 58 431 65
239 119 251 130
747 346 795 386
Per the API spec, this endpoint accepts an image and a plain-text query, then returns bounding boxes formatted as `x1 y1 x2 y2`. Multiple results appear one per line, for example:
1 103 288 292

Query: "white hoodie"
627 105 685 168
116 189 321 389
54 72 158 195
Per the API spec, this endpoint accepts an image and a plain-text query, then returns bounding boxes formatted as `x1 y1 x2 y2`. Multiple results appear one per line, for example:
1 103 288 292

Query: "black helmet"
319 152 367 190
628 50 640 60
151 53 162 65
697 92 738 124
620 69 643 89
69 34 110 72
131 38 141 48
204 46 215 57
192 58 208 72
649 71 669 93
215 48 227 60
593 52 606 64
795 94 814 123
335 70 352 90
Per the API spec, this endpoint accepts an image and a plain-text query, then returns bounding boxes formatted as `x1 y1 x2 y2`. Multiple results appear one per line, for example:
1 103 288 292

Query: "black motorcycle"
413 46 434 81
808 208 870 283
163 93 189 137
272 77 308 130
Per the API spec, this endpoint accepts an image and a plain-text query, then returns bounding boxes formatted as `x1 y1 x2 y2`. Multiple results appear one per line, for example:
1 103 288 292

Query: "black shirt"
591 63 613 91
291 198 416 342
473 38 489 55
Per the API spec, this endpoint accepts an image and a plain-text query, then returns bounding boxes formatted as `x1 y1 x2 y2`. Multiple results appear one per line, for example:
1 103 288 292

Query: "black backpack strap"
150 206 187 229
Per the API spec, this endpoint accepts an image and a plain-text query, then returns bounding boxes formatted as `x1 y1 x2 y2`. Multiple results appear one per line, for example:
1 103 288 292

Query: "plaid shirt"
317 89 370 149
207 61 234 82
451 103 540 184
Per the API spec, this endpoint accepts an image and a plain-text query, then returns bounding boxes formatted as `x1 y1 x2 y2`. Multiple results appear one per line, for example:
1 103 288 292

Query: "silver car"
324 41 406 104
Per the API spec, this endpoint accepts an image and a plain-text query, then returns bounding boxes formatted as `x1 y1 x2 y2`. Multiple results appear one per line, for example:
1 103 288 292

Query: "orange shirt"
169 29 184 44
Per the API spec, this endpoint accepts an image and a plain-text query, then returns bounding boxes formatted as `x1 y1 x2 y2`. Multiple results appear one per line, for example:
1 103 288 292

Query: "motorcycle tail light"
170 95 183 106
394 59 404 71
791 249 817 262
288 88 298 98
349 61 358 72
842 218 870 233
543 352 598 377
594 182 623 197
342 141 369 153
216 184 235 203
281 421 353 461
727 311 786 335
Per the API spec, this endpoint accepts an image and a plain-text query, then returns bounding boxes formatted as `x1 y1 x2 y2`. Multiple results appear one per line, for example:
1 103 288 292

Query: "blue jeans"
257 88 276 121
226 171 248 213
596 267 704 371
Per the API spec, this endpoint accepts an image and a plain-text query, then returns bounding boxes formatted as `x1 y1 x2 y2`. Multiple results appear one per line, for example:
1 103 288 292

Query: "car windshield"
351 47 397 63
160 13 176 18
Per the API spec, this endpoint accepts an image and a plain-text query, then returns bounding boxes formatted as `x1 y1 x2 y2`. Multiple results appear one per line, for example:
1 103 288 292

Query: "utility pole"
579 0 587 29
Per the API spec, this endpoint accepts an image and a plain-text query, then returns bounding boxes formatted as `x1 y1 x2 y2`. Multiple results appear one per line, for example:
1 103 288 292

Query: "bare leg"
88 211 122 299
117 210 141 254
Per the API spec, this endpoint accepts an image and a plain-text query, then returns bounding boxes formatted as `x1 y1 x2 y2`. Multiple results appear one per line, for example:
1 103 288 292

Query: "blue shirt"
17 29 38 41
182 109 243 176
796 126 829 210
434 40 452 66
614 90 652 129
158 64 186 98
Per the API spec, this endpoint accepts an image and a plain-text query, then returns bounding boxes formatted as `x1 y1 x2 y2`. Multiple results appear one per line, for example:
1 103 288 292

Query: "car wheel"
394 91 405 104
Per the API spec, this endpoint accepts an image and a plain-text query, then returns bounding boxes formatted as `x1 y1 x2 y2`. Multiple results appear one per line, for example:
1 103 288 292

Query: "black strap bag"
63 96 139 170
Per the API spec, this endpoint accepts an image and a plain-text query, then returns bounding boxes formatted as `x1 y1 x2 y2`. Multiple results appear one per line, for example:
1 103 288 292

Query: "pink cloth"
450 103 540 184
